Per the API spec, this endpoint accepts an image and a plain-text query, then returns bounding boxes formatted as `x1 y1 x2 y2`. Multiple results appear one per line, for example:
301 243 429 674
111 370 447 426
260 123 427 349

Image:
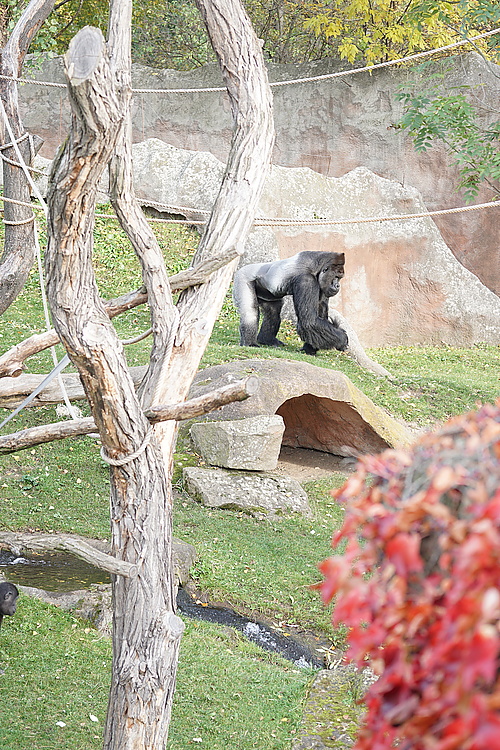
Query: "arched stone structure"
186 359 413 456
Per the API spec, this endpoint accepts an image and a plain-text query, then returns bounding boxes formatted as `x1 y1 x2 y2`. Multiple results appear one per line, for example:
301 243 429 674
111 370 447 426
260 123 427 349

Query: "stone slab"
183 466 312 518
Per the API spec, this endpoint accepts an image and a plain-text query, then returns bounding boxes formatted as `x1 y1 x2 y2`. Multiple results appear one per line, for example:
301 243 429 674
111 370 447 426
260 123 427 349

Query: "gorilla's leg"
257 299 285 347
234 276 261 346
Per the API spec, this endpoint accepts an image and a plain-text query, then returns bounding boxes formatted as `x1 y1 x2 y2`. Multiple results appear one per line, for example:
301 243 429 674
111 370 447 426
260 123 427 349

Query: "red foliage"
319 402 500 750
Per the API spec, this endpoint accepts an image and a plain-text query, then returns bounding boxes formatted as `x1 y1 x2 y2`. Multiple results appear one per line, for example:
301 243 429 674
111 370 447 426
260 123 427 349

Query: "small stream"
0 551 322 669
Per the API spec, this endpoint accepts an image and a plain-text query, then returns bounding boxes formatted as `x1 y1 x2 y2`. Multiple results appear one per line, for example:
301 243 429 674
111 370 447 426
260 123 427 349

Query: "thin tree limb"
0 249 239 379
144 375 258 422
0 376 258 453
0 0 56 312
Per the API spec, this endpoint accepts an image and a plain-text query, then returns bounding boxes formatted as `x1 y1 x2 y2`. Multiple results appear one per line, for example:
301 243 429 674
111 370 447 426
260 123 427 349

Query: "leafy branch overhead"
13 0 500 68
397 77 500 202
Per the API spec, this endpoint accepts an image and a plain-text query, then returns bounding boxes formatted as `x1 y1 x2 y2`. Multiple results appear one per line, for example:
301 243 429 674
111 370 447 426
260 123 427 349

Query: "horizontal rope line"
3 29 497 94
1 193 498 227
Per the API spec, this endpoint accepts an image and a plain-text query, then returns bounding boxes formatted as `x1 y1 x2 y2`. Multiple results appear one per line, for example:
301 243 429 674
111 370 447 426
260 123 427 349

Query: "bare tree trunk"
0 0 55 313
158 0 275 407
45 26 184 750
43 1 273 748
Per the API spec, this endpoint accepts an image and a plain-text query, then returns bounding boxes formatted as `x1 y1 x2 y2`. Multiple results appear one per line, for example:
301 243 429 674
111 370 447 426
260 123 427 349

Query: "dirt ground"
276 446 357 482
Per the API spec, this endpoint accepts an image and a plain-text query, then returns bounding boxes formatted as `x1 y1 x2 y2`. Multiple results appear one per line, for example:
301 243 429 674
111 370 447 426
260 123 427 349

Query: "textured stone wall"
19 52 499 294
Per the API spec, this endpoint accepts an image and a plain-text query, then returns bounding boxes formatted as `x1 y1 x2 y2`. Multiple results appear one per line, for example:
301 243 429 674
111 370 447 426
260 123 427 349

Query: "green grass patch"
1 214 500 748
174 477 347 637
0 596 312 750
0 597 110 750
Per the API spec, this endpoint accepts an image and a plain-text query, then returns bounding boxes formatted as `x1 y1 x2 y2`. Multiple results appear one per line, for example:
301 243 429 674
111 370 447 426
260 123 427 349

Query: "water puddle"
177 587 322 669
0 550 110 592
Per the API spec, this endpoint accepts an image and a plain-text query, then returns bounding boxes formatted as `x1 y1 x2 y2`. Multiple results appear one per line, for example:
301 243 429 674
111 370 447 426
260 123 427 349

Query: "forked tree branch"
0 248 239 379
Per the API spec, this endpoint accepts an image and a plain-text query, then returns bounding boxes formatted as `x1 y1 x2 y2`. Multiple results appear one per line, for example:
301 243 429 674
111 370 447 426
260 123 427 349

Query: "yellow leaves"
302 0 462 65
303 13 343 39
338 40 360 63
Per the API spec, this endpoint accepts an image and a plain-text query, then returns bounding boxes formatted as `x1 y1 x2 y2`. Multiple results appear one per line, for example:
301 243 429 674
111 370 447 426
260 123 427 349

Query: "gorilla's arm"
292 275 348 352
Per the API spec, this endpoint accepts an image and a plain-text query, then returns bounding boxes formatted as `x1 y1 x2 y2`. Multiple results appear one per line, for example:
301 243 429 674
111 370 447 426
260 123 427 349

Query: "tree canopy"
8 0 499 69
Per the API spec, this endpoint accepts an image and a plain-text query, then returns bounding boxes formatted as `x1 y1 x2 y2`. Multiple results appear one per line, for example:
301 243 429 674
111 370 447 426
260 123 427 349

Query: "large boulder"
183 466 311 518
129 139 500 348
190 415 285 471
186 359 413 458
20 54 499 296
27 136 500 347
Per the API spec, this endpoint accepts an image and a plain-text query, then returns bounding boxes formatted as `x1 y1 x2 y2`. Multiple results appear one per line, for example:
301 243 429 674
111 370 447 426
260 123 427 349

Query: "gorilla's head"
318 252 345 298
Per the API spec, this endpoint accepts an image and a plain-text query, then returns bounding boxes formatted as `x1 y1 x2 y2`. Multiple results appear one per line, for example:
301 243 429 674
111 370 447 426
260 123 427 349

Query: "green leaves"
398 81 500 201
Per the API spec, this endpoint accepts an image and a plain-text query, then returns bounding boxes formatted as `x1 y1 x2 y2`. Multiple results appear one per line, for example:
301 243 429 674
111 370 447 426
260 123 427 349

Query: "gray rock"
21 54 499 297
190 415 285 471
130 139 500 347
28 134 500 347
183 466 311 518
184 359 414 457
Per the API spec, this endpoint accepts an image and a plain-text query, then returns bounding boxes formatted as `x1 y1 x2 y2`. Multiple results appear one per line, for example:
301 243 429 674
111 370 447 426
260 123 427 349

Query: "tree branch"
144 375 258 422
0 0 56 313
0 376 258 453
0 249 239 379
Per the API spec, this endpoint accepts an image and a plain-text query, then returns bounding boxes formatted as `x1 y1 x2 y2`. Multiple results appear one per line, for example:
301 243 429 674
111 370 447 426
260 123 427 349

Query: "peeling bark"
45 25 183 750
41 1 273 748
0 0 55 313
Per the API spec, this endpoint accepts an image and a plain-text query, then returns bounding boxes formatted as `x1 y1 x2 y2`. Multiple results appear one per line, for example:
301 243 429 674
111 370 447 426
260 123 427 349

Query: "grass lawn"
1 217 499 749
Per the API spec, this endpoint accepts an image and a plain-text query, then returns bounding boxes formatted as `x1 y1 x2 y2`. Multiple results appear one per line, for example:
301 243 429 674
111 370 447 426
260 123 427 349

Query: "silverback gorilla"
233 251 348 355
0 582 19 628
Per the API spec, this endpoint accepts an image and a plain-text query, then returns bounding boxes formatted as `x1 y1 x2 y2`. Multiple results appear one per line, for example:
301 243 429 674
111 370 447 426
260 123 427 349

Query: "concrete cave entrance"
274 394 392 480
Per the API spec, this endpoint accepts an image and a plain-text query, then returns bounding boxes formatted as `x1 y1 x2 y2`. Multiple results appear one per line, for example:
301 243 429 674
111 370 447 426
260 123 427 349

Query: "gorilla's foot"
300 343 318 356
258 338 285 348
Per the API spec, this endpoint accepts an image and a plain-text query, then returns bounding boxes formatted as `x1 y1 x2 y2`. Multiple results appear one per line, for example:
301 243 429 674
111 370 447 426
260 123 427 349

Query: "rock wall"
18 52 500 295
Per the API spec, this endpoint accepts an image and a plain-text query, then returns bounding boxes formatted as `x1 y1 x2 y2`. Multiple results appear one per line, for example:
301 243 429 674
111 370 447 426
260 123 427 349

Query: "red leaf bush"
319 402 500 750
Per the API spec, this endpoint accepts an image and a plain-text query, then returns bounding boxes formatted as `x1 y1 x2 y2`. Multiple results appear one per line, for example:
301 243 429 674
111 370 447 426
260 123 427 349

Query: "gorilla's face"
319 254 345 298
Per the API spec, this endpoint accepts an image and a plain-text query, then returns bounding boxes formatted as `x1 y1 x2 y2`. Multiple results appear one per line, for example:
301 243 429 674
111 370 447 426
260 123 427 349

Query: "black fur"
233 250 348 355
0 582 19 628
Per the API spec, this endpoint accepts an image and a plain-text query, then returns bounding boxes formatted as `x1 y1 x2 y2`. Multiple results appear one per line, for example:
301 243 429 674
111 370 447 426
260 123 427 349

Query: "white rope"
141 197 210 215
254 200 500 226
0 100 48 216
100 427 153 467
2 29 498 94
120 327 153 345
0 101 78 420
133 28 500 93
1 191 498 227
3 216 35 225
0 195 45 210
0 154 49 174
0 132 31 150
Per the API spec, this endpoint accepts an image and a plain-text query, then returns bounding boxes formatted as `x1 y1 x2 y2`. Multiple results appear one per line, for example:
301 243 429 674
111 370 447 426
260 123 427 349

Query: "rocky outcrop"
131 139 500 348
183 466 311 518
28 137 500 348
190 415 285 470
186 359 413 457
